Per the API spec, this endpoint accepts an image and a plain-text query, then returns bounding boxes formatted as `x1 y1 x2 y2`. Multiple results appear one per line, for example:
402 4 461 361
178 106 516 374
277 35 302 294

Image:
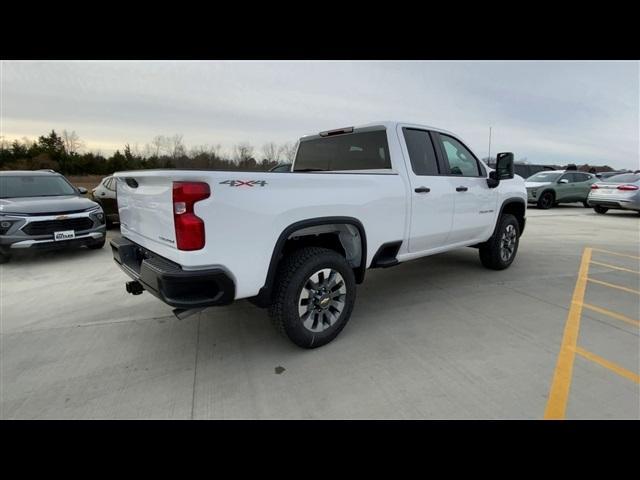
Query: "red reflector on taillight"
617 184 639 191
173 182 210 250
590 184 599 189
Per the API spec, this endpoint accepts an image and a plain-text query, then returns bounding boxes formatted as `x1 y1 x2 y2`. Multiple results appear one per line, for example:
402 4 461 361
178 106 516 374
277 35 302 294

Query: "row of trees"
0 130 298 175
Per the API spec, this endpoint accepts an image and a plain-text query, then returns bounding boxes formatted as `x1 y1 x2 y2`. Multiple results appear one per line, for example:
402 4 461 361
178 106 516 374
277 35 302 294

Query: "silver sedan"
587 173 640 214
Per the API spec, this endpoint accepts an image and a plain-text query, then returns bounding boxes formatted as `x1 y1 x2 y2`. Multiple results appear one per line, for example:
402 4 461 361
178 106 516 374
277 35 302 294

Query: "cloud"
1 60 638 169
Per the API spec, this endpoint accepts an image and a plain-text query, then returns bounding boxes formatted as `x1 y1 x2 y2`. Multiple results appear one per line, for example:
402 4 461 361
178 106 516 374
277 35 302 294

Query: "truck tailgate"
116 174 178 253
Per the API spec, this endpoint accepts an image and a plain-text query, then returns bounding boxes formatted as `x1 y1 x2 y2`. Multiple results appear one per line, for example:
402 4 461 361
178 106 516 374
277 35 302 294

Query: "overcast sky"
1 61 638 169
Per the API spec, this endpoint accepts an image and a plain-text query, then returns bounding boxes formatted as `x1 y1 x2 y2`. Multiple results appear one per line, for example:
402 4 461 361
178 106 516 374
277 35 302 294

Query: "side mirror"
77 187 88 194
496 152 514 180
558 178 569 184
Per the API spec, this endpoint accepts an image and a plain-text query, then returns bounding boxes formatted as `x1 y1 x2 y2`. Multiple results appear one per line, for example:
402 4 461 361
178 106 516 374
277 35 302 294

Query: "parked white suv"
111 121 527 348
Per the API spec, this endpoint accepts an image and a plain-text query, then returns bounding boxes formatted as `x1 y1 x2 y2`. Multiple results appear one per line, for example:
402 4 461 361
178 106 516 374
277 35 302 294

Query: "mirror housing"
487 152 514 188
496 152 514 180
487 170 500 188
558 178 569 184
77 187 88 194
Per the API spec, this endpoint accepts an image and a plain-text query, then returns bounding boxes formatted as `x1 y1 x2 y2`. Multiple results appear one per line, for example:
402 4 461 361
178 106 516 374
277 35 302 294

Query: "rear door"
573 172 595 201
398 126 455 252
432 132 498 244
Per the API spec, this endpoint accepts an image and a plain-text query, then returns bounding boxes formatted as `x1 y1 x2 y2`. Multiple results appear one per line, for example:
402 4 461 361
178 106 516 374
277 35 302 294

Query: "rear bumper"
110 236 235 309
587 197 640 211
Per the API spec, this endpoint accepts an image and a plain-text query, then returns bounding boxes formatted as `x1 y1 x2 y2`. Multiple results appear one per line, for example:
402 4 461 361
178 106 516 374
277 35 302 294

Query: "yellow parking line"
590 260 640 275
574 346 640 384
587 278 640 295
591 248 640 261
544 248 592 420
582 303 640 328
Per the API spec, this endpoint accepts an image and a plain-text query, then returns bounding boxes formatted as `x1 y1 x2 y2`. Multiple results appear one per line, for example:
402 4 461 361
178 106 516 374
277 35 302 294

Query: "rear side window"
604 173 640 183
294 130 391 171
402 128 439 176
436 134 481 177
574 173 592 182
105 178 115 191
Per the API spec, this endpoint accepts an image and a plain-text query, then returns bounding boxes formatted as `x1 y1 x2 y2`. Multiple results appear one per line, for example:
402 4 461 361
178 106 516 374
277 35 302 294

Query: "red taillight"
617 184 639 191
173 182 210 250
590 184 599 189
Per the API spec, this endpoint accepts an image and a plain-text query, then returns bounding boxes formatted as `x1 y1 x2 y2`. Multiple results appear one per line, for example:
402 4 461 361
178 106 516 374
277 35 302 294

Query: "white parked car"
110 121 527 348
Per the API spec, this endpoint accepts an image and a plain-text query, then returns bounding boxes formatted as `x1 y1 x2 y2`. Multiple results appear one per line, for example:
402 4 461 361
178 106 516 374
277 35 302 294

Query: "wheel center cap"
318 296 330 308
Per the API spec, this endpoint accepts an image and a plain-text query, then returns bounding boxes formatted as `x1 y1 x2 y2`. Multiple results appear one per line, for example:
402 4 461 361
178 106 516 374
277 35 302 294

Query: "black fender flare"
493 197 527 237
250 216 367 307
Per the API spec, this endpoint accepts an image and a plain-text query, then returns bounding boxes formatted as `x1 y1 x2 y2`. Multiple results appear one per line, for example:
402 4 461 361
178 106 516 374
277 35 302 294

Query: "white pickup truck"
111 121 527 348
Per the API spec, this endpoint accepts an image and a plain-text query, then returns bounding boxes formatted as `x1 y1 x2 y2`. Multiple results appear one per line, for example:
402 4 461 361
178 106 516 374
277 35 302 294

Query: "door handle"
456 186 468 192
414 187 431 193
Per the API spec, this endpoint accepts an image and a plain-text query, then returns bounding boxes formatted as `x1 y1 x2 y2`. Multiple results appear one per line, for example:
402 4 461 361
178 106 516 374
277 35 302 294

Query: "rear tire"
268 247 356 349
594 205 608 214
537 191 554 209
479 214 520 270
583 201 590 208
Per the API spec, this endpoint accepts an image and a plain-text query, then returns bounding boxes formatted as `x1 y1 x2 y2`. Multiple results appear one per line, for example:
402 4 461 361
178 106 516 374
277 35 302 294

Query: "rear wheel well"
249 219 366 308
282 224 363 276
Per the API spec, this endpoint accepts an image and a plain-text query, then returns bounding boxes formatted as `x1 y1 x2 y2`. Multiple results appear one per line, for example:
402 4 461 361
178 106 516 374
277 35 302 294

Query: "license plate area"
54 230 76 241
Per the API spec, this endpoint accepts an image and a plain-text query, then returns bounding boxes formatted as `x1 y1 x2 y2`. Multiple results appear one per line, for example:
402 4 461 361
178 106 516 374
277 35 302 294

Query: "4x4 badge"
219 180 267 187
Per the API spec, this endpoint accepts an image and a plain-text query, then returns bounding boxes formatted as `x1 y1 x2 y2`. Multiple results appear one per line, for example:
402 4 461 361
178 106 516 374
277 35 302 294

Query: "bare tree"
262 142 281 163
62 130 84 155
280 141 299 163
233 142 254 163
170 134 186 159
150 135 168 157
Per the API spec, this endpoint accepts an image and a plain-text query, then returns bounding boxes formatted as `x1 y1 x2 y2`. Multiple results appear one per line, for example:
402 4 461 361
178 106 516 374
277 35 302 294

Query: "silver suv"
0 171 107 263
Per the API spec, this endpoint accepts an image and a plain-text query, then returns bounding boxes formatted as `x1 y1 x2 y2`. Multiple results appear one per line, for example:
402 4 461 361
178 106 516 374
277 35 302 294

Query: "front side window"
437 134 481 177
402 128 439 176
0 175 77 198
294 130 391 171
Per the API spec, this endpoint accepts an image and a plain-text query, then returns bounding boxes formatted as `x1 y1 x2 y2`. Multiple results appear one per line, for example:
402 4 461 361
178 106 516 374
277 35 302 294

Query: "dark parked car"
0 170 106 263
91 176 119 227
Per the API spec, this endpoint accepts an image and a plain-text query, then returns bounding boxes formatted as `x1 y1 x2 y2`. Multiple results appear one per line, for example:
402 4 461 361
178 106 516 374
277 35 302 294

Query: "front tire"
479 214 520 270
593 205 608 214
537 191 555 209
268 247 356 349
0 252 10 264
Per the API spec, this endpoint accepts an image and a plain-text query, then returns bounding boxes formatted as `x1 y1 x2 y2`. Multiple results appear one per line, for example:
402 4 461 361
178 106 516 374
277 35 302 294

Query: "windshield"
0 175 77 198
526 172 562 183
294 130 391 171
602 173 640 183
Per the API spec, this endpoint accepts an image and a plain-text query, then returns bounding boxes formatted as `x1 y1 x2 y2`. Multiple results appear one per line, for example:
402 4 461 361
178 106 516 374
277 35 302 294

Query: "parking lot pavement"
1 206 639 419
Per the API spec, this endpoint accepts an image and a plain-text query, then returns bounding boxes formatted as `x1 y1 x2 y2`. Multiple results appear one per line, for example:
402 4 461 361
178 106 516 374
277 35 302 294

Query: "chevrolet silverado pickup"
111 121 527 348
